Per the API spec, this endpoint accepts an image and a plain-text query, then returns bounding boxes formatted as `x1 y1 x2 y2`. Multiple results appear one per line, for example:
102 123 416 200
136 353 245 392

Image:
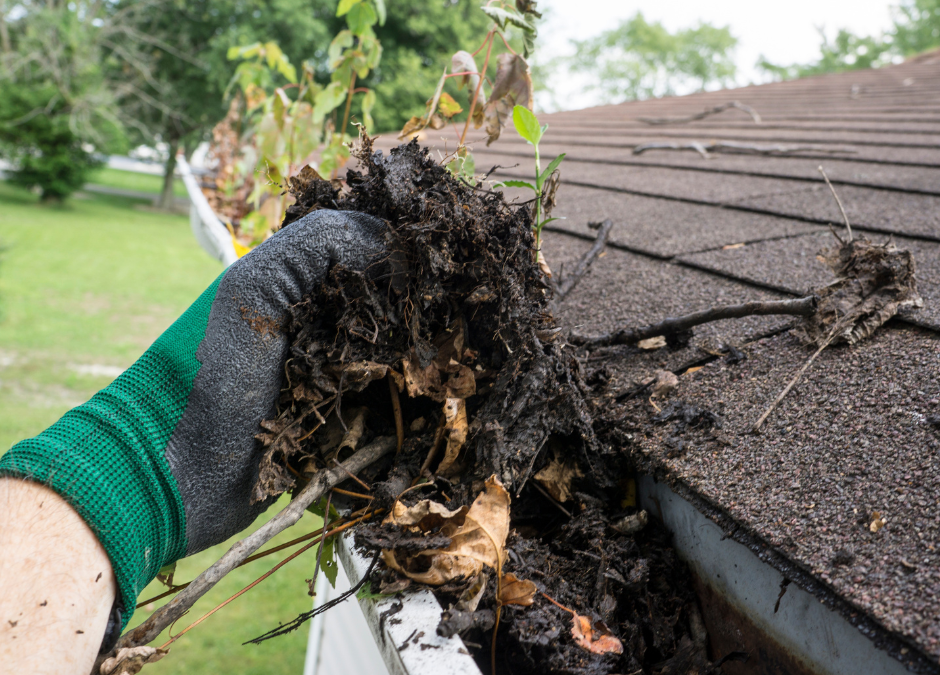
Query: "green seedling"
501 105 565 261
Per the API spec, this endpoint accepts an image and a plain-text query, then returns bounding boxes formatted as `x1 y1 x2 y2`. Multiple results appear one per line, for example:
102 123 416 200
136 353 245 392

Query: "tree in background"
0 3 130 202
758 0 940 81
568 13 737 102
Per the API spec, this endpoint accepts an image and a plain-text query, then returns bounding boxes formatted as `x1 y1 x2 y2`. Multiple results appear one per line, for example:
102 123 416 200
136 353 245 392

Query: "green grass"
0 181 315 671
88 166 188 199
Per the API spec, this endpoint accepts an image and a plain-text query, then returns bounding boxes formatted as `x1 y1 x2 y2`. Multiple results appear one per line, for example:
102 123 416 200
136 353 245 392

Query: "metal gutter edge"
336 532 483 675
637 475 913 675
176 154 239 267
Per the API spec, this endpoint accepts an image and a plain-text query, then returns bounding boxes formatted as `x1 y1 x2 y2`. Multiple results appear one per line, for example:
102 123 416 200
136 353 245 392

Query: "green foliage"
893 0 940 55
355 580 396 601
757 28 893 81
0 5 126 201
569 12 738 102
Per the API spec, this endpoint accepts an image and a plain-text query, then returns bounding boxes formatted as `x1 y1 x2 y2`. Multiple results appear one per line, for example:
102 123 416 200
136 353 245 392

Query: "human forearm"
0 477 116 674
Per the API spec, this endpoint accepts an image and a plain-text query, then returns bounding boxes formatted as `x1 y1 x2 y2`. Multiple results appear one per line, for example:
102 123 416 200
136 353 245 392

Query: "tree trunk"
156 137 180 211
0 0 12 54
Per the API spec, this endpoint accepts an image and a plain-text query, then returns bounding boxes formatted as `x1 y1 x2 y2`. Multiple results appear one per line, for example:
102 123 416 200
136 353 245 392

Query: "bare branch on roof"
552 219 614 307
633 141 858 159
637 101 762 126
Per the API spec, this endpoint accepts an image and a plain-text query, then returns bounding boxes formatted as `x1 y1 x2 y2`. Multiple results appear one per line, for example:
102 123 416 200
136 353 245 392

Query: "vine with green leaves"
212 0 385 250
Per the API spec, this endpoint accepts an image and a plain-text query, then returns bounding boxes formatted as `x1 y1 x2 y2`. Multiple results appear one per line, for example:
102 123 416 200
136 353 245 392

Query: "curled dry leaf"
451 51 486 106
100 647 168 675
570 614 624 655
382 475 511 585
638 336 667 350
534 450 583 502
439 397 469 476
483 53 533 146
499 572 537 606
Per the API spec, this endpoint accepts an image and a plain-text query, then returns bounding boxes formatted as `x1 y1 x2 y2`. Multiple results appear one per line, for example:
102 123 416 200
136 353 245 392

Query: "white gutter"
176 154 239 267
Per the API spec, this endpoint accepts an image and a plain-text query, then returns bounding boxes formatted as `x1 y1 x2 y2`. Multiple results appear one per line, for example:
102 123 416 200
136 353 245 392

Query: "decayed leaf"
451 51 486 106
536 249 553 278
401 321 476 402
399 115 426 139
650 370 679 398
100 647 168 675
438 397 469 476
570 614 624 655
638 336 667 350
870 511 887 533
338 406 368 453
438 92 463 118
499 572 537 606
534 450 583 502
383 475 510 585
483 53 533 145
799 238 923 347
456 572 489 612
386 498 467 529
329 361 403 392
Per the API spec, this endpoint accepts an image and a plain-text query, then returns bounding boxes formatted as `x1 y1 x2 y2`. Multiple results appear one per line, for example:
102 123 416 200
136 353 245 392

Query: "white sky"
537 0 896 109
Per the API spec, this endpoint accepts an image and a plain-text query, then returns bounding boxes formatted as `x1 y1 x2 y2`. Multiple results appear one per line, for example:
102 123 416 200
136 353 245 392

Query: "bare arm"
0 477 116 674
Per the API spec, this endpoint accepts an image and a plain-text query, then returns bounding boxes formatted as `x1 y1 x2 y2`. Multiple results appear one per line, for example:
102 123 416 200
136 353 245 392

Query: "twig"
633 141 856 158
570 296 819 348
331 487 374 500
638 101 762 125
331 458 373 492
553 219 614 304
389 374 404 453
752 330 837 433
530 481 572 518
245 550 383 643
101 436 397 662
817 166 853 242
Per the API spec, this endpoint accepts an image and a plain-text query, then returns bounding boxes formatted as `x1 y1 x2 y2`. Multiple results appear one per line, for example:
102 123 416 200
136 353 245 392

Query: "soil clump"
255 136 713 674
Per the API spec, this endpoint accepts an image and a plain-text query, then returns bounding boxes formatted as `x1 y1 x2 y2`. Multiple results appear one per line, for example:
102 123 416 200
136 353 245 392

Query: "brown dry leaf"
534 450 583 502
651 370 679 398
638 336 667 350
451 51 485 105
799 238 923 347
537 248 553 278
100 647 169 675
570 614 624 655
401 321 475 402
870 511 887 533
499 572 537 606
438 397 469 476
428 113 446 130
483 53 533 145
383 475 510 585
456 572 489 612
326 361 403 392
338 407 368 453
386 498 467 530
683 365 705 376
399 115 427 139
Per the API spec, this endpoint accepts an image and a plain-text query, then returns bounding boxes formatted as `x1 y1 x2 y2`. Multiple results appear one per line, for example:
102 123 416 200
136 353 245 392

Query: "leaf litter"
248 134 715 673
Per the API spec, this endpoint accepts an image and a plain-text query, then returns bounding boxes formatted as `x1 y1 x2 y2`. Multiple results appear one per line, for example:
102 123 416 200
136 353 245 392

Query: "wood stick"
817 166 853 242
101 436 396 662
553 219 614 304
638 101 762 125
570 296 818 348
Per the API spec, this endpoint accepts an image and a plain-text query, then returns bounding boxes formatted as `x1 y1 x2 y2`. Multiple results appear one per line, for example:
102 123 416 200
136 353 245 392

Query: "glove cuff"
0 274 223 628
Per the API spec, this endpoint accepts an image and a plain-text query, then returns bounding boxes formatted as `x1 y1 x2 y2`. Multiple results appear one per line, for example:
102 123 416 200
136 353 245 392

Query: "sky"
536 0 897 110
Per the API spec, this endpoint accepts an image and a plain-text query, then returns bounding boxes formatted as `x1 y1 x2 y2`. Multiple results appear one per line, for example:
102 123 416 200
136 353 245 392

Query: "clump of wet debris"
253 135 721 674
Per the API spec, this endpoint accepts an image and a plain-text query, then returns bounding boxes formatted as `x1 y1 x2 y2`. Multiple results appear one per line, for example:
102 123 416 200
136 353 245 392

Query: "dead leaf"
570 614 624 655
401 321 475 402
327 361 403 392
386 498 467 530
338 407 368 453
537 248 553 278
383 475 510 585
399 115 427 139
438 397 469 476
451 51 486 106
483 53 533 145
428 113 446 130
870 511 886 533
100 647 169 675
722 242 746 250
534 450 583 502
799 238 923 347
638 336 666 350
683 365 705 376
651 370 679 398
499 572 537 606
438 92 463 118
456 572 489 612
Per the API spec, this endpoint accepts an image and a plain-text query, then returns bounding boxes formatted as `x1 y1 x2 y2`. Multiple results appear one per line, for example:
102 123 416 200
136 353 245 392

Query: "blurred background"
1 0 937 672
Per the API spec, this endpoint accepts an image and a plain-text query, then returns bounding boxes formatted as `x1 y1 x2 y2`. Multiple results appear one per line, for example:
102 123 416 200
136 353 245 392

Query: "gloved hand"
0 209 387 632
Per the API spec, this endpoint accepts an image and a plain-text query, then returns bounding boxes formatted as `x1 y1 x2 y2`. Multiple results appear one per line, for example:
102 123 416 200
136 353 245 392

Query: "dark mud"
258 137 715 674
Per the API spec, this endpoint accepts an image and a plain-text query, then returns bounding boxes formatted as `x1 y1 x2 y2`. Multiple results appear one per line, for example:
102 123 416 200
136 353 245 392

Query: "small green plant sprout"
499 104 564 274
398 1 541 180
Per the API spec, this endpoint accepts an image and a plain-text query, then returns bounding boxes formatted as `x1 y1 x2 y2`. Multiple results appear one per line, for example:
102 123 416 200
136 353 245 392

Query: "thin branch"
817 166 853 242
570 296 819 348
752 329 837 433
633 141 856 158
308 491 333 600
552 219 614 304
102 436 396 659
638 101 761 125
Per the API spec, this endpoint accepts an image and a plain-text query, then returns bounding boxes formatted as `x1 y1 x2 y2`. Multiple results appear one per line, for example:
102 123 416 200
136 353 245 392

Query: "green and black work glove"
0 209 387 632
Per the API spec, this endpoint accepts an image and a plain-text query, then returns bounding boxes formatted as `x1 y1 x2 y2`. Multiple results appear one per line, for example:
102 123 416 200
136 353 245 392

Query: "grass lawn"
0 181 314 672
88 166 188 199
